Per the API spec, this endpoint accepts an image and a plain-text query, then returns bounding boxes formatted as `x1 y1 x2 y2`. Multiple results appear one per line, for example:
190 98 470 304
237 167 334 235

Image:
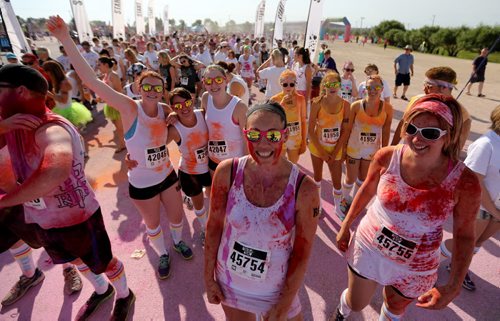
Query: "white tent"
0 0 30 57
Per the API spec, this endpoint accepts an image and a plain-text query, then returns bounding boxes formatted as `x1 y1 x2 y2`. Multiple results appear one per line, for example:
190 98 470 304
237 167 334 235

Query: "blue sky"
11 0 500 29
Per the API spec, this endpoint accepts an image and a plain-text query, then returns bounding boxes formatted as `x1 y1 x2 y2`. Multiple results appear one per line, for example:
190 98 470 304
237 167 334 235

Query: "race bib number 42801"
228 241 269 280
145 145 168 168
373 226 418 264
208 140 228 158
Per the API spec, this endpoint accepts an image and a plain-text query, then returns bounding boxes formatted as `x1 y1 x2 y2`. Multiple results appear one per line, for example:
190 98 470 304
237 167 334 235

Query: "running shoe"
173 241 193 260
75 284 114 321
110 289 135 321
335 205 346 222
478 94 486 98
401 95 408 101
330 307 346 321
462 272 476 291
183 195 194 211
158 254 171 279
200 231 206 246
1 268 45 306
63 266 83 295
339 198 351 216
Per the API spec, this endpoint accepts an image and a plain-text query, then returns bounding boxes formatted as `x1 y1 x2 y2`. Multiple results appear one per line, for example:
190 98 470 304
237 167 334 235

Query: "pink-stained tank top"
216 156 302 296
349 145 465 273
6 114 100 229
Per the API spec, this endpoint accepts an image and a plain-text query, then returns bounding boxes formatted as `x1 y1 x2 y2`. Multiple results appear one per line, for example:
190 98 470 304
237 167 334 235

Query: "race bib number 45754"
228 241 269 280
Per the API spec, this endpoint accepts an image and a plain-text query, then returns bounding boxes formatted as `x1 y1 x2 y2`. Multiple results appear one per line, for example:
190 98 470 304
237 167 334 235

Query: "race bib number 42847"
228 241 269 280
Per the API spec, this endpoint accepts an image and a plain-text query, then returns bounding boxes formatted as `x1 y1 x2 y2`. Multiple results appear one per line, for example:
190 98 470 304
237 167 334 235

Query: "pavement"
0 40 499 321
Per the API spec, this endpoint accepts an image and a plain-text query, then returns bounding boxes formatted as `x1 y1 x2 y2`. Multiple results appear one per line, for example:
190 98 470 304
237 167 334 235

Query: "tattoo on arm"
313 207 320 217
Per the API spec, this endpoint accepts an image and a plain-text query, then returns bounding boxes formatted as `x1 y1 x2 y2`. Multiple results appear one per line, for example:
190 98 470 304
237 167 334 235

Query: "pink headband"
411 100 453 126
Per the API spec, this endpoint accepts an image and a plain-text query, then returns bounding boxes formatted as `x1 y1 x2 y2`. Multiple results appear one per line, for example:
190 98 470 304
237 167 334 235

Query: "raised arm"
47 16 135 115
265 176 319 320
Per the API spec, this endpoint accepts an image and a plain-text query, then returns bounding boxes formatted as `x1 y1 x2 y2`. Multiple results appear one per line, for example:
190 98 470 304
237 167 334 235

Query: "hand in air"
46 15 69 39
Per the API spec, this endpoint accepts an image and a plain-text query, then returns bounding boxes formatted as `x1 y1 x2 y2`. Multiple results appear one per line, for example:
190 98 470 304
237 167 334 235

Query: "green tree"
178 19 186 31
431 27 468 57
373 20 405 38
192 19 203 28
417 26 441 53
458 25 499 53
384 29 406 47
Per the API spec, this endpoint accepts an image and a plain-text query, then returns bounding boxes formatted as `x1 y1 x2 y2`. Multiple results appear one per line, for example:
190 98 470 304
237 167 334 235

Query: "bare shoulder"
373 146 396 168
297 175 320 206
35 122 72 149
235 100 248 114
456 166 481 197
213 158 233 186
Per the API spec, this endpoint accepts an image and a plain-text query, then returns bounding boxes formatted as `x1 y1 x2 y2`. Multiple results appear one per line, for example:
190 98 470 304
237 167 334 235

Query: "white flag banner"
163 5 168 35
148 0 155 35
111 0 125 39
254 0 265 38
135 0 145 35
272 0 286 47
69 0 94 43
304 0 324 62
0 0 30 57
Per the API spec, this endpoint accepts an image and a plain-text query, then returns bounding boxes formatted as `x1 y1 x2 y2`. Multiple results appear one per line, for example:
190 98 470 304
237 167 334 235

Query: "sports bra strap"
295 171 306 201
230 157 240 186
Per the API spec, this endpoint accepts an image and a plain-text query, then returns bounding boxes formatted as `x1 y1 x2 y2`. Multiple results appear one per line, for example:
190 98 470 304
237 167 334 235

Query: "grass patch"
457 51 500 63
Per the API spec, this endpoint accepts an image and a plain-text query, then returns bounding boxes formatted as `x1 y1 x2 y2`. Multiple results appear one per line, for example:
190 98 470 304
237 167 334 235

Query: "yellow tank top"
316 99 344 147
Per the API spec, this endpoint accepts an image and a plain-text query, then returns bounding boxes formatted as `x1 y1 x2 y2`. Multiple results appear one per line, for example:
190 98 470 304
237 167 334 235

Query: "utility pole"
360 17 365 30
432 15 436 26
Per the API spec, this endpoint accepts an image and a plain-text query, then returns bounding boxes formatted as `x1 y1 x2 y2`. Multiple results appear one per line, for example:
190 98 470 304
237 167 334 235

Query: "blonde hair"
490 105 500 133
403 94 463 161
313 71 341 104
279 69 296 81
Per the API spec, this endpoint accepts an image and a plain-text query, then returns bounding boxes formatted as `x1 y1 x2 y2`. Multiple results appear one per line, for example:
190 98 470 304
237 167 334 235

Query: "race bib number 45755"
373 226 418 264
228 241 269 280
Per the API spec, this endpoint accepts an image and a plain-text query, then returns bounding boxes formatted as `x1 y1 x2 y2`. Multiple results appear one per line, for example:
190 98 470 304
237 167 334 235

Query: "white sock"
76 263 109 295
342 180 354 200
195 207 208 231
379 302 403 321
473 246 480 254
105 259 129 299
353 178 364 198
10 243 36 278
333 188 342 208
146 225 168 256
339 288 352 317
314 180 322 199
440 241 452 258
169 221 183 245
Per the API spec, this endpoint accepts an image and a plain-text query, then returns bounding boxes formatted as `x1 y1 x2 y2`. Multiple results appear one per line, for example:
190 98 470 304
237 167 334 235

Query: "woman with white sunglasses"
333 94 481 321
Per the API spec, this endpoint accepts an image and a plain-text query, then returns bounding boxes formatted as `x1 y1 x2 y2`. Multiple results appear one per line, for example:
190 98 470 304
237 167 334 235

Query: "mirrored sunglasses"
141 83 164 93
243 129 287 143
324 81 341 89
405 123 447 141
203 77 225 85
366 85 383 91
172 99 193 110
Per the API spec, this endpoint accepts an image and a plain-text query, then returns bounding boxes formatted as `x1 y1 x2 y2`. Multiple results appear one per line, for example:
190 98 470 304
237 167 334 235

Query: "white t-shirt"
464 130 500 211
238 55 256 79
57 55 71 72
259 66 287 99
358 79 391 101
82 50 99 70
143 50 159 71
214 51 227 63
197 50 213 66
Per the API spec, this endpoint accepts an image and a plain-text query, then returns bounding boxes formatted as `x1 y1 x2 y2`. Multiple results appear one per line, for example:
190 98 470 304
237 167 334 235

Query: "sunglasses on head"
172 99 193 110
324 81 341 89
366 85 382 91
281 82 295 88
405 123 447 141
203 76 225 85
141 83 164 93
344 68 355 72
243 128 287 143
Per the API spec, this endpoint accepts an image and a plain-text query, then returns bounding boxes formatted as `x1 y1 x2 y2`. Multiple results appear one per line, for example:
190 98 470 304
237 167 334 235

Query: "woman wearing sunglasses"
340 61 358 103
238 45 257 105
341 75 393 217
333 94 481 321
48 16 193 280
271 70 307 164
205 102 319 321
201 65 248 174
170 53 205 100
308 72 350 218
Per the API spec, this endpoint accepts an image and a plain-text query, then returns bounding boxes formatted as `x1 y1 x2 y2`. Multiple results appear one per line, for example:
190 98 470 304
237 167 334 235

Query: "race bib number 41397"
228 241 269 280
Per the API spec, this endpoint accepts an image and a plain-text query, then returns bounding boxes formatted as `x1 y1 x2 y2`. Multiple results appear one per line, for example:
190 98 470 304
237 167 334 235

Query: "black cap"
0 64 48 94
246 100 287 125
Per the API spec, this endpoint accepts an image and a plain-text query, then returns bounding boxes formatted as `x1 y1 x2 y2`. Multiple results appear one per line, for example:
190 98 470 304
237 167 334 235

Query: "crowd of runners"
0 14 498 321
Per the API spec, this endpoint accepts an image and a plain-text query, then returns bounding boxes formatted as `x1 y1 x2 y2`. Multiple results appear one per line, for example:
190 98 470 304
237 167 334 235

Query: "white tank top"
293 63 308 91
173 110 209 175
227 74 249 106
124 83 142 100
216 156 301 294
205 95 245 163
66 71 80 100
125 101 173 188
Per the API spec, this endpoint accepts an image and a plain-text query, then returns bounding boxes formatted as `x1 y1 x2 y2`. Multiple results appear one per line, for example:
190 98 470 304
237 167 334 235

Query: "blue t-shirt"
395 53 414 74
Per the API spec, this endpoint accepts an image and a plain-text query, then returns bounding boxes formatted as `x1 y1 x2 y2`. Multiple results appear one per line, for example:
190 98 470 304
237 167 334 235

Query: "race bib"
180 77 189 86
359 132 377 144
322 128 340 143
208 140 228 158
228 241 269 280
287 121 300 136
195 146 208 164
145 145 168 168
25 198 47 210
494 192 500 209
373 226 418 264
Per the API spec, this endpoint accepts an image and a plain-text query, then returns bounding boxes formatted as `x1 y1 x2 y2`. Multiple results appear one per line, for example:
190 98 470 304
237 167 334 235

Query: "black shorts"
178 170 212 197
208 158 219 171
395 73 411 86
0 205 42 253
129 170 180 200
470 73 485 83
